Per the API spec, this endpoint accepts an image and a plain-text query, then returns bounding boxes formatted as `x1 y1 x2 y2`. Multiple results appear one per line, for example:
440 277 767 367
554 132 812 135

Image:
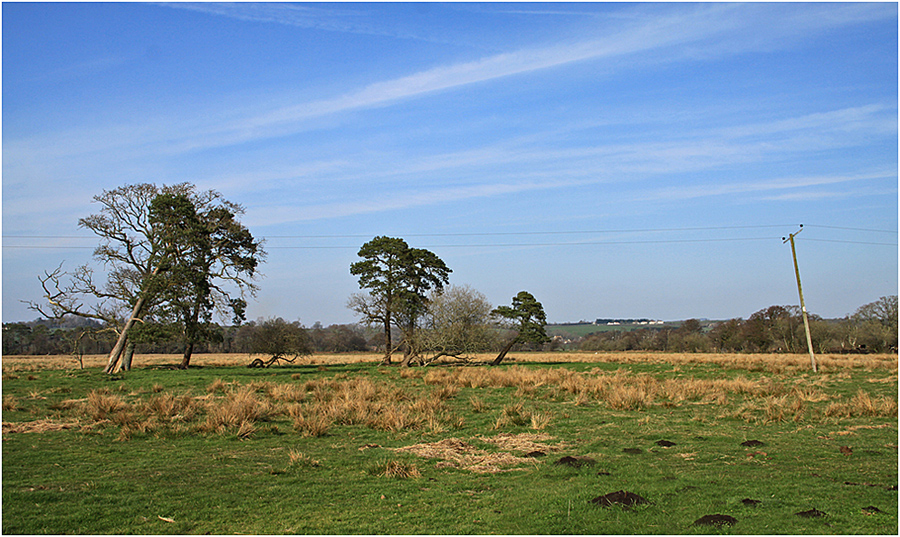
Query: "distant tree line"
1 318 369 357
6 295 895 358
577 296 898 354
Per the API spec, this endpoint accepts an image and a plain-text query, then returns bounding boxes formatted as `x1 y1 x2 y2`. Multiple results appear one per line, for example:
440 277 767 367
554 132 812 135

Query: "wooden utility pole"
783 225 817 373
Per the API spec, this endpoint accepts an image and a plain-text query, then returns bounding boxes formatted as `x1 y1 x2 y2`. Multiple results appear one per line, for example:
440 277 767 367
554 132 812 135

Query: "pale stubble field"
3 350 897 374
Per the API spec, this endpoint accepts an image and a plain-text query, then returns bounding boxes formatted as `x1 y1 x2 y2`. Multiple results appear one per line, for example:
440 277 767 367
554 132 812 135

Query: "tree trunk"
121 340 136 371
179 301 201 369
381 316 392 365
491 337 518 366
179 341 194 369
104 294 148 374
104 266 161 374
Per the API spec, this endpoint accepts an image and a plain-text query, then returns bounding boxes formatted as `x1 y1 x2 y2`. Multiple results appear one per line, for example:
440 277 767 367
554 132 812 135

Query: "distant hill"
546 320 714 339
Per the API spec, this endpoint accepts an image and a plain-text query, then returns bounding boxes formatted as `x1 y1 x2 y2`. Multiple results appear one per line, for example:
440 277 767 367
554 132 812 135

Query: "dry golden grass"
2 418 80 434
7 351 893 441
84 389 129 421
423 364 793 411
375 460 422 479
393 433 554 473
202 387 273 433
287 449 319 467
2 394 19 411
288 404 332 437
824 390 898 418
279 377 460 435
0 352 384 372
468 396 487 413
140 392 201 423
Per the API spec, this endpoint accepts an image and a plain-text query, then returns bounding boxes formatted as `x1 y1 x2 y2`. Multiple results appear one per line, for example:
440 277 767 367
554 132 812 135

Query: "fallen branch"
247 355 298 368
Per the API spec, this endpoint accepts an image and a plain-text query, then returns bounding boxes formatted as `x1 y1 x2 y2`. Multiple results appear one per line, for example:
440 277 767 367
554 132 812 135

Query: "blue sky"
2 2 897 326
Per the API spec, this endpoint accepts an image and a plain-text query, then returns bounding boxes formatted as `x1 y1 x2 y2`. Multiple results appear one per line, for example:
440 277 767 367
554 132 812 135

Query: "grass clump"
2 395 19 411
372 459 422 479
202 387 272 434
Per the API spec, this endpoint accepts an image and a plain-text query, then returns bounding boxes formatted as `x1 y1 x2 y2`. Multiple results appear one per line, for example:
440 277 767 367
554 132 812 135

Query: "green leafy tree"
349 236 451 365
149 191 261 369
491 291 550 366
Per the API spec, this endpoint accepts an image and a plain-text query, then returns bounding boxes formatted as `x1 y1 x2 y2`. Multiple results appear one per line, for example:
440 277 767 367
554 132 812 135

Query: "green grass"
2 357 897 534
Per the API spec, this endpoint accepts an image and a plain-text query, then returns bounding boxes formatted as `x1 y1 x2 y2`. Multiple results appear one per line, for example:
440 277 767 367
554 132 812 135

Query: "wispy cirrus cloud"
7 2 894 165
245 177 587 226
166 2 465 46
637 171 897 203
221 100 896 227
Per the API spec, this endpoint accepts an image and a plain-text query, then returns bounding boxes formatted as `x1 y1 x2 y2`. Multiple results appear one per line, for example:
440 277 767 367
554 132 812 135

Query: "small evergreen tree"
491 291 550 366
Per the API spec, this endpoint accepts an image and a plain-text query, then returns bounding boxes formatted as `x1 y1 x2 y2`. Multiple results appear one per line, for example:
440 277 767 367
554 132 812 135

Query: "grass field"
2 351 897 534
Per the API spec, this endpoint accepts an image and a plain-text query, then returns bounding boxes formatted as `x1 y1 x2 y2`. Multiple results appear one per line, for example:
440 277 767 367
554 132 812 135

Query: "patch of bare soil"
795 508 827 518
393 434 558 474
2 419 79 434
590 490 649 508
554 455 596 467
741 498 761 506
694 514 737 526
741 439 765 447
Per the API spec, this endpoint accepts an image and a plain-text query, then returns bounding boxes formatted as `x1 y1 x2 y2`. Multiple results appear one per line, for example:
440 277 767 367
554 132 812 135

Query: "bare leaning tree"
29 183 263 373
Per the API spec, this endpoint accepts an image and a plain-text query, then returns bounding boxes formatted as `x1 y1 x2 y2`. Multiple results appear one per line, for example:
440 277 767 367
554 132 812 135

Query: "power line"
263 237 786 249
804 224 897 234
261 224 796 239
4 238 897 249
2 245 97 249
3 237 784 250
803 238 897 246
1 224 794 240
3 224 896 249
5 224 897 240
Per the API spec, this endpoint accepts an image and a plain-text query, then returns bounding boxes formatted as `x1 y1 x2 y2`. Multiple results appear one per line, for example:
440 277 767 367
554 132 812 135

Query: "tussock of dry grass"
3 395 20 411
206 379 229 393
825 390 898 418
84 389 129 421
140 393 201 423
203 387 273 433
288 449 319 467
374 460 422 479
288 404 331 437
